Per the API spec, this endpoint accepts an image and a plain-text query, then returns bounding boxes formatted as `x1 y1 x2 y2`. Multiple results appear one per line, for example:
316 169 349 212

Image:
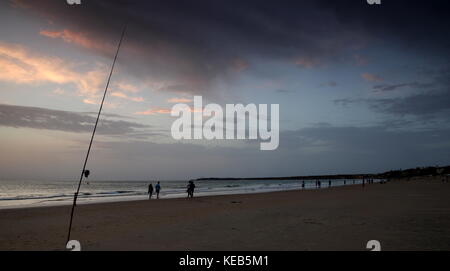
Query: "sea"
0 178 382 209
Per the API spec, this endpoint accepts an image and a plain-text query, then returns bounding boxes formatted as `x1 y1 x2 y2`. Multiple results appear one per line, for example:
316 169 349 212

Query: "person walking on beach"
302 181 305 189
155 181 161 199
148 183 154 199
187 181 196 198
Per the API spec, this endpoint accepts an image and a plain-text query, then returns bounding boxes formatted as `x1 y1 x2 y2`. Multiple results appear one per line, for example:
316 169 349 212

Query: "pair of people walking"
148 181 196 199
148 181 161 199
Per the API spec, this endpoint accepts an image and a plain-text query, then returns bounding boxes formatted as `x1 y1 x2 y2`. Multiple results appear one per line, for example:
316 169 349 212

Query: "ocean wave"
0 179 384 208
0 190 141 202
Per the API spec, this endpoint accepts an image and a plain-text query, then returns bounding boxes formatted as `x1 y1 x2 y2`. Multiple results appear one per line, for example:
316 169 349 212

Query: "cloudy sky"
0 0 449 180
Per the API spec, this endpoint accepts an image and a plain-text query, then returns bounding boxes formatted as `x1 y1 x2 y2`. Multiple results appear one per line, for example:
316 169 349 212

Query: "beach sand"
0 178 449 251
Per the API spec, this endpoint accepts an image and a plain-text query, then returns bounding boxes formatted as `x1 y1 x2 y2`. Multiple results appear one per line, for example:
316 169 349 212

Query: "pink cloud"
115 82 140 93
135 106 203 115
40 29 113 52
83 99 99 105
111 91 144 102
294 57 322 68
135 107 173 115
82 98 117 108
361 72 383 82
0 41 107 100
167 98 193 103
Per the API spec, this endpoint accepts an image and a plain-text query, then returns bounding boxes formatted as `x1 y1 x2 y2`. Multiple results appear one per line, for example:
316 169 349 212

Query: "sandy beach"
0 178 449 251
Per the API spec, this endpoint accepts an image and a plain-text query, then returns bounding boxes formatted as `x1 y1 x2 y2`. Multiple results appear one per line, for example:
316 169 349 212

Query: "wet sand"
0 178 449 251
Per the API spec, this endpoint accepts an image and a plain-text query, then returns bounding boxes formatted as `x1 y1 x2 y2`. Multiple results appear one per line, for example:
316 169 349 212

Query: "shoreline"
1 177 449 251
0 179 378 210
0 181 363 211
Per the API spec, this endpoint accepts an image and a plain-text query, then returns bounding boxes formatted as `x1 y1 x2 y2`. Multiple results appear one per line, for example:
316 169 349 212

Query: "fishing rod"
66 23 128 245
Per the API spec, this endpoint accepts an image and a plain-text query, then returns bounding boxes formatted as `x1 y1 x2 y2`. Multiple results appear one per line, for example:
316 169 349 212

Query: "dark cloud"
0 103 154 136
372 82 433 92
369 89 450 117
281 125 448 152
1 103 449 179
275 89 293 94
83 112 135 120
335 88 450 121
278 125 450 171
12 0 450 95
28 125 450 180
14 0 361 91
333 98 363 108
320 81 338 88
321 0 450 54
336 65 450 122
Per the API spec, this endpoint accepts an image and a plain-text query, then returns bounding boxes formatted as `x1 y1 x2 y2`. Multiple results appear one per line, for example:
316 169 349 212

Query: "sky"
0 0 449 180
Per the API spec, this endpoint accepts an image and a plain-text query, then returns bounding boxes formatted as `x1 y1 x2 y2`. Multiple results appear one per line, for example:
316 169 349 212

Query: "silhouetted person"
344 180 346 185
302 181 305 189
148 184 154 199
84 169 90 179
362 179 365 188
187 181 196 198
329 180 331 187
155 181 161 199
318 181 321 188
